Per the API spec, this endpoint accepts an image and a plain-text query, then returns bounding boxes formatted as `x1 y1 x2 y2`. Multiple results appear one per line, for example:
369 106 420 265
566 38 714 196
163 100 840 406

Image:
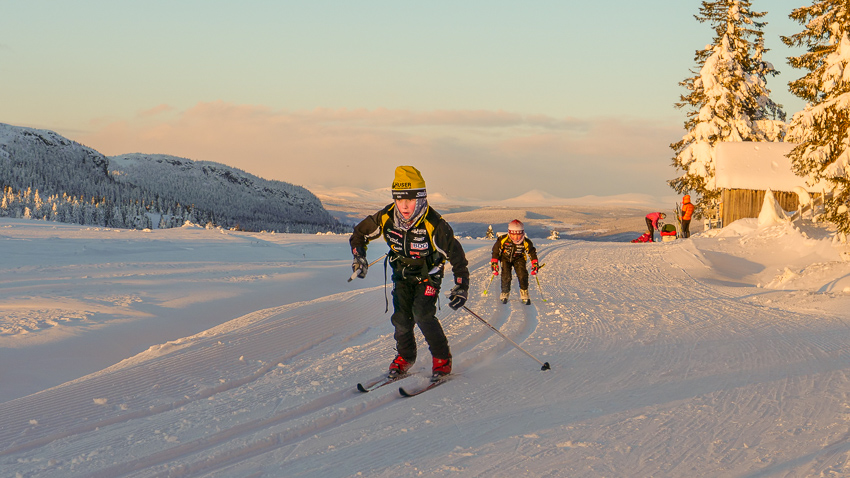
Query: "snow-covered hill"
111 153 340 232
0 123 113 196
0 123 341 233
2 206 850 476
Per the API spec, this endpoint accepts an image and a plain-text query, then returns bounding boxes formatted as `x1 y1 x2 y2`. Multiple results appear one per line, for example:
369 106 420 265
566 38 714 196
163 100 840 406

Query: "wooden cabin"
713 142 829 227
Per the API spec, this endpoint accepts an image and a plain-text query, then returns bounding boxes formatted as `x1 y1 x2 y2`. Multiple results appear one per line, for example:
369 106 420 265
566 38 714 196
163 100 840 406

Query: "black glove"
448 281 468 310
352 254 368 279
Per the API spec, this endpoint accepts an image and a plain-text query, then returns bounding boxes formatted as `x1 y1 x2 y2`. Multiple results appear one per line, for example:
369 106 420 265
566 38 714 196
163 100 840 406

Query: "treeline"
0 185 207 230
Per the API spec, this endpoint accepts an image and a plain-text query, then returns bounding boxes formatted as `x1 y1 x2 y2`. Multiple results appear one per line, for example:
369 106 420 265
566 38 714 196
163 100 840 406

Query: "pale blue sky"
0 1 809 200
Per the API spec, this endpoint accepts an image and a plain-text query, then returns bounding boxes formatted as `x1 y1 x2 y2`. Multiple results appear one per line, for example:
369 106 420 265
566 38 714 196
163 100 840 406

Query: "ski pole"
348 254 387 282
461 305 551 371
534 275 547 302
482 270 496 296
533 263 547 302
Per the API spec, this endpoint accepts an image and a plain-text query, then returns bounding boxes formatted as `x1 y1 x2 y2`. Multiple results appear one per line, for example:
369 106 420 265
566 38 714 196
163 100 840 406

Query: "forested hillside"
110 154 337 232
0 123 342 232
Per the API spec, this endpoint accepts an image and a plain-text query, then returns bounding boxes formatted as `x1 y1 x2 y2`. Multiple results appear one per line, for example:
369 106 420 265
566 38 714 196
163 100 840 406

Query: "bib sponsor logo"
411 228 427 234
410 242 429 250
424 285 437 297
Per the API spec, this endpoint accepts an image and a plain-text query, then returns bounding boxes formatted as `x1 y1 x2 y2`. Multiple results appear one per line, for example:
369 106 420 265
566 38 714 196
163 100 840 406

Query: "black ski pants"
645 217 655 242
391 278 450 362
501 256 529 293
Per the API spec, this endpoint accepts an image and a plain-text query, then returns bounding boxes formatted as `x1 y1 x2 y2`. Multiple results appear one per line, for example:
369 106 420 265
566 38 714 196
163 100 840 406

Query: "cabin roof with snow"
714 142 829 193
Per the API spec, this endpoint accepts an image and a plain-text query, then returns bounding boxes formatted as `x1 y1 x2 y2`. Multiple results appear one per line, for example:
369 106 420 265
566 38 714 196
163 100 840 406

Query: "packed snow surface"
3 211 850 477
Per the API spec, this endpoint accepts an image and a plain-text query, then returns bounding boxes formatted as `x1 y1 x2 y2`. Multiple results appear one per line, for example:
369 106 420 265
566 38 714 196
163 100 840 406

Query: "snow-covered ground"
3 202 850 477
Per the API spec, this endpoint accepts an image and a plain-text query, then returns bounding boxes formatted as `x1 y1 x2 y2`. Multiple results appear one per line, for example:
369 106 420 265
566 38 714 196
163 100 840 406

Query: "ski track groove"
0 289 384 455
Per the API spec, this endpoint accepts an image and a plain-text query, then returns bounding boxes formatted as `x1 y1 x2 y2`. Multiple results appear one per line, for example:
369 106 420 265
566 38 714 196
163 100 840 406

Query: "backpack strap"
379 204 394 232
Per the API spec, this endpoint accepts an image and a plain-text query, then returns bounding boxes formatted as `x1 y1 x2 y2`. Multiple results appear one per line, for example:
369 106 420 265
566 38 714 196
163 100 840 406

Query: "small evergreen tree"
782 1 850 234
670 0 786 218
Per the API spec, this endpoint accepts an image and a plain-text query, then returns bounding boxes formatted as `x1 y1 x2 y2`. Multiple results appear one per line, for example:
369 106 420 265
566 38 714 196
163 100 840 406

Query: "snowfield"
3 208 850 477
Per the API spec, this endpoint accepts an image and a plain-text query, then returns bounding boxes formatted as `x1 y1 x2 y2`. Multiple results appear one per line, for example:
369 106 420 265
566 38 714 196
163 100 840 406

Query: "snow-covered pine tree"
670 0 786 218
782 1 850 234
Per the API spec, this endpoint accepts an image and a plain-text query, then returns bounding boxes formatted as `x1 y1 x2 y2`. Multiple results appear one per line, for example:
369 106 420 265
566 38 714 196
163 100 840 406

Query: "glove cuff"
454 276 469 289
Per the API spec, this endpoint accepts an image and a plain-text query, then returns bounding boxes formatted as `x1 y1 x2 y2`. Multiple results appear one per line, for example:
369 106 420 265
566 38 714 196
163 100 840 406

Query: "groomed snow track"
4 239 850 477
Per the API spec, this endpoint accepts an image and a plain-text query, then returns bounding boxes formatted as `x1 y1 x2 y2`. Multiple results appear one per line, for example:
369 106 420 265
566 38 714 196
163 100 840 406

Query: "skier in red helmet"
491 219 538 305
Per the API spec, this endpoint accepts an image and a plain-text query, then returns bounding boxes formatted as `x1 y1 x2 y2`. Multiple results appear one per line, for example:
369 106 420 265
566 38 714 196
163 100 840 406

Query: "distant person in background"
645 212 667 242
491 219 538 305
679 195 694 238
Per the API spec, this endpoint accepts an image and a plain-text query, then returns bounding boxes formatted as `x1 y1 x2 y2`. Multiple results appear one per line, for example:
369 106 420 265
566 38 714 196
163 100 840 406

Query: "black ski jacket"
492 234 538 263
350 203 469 285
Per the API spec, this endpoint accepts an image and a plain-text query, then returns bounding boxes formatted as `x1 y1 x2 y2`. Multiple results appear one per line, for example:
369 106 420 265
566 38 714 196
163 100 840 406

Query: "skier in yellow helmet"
350 166 469 380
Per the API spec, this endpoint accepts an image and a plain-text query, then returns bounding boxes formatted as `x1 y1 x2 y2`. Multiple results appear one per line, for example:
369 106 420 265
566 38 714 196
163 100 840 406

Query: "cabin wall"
720 189 799 227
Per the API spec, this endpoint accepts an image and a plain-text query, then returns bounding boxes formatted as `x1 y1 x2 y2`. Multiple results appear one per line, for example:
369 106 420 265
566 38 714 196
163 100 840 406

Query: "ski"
356 373 409 393
398 376 449 397
675 203 683 239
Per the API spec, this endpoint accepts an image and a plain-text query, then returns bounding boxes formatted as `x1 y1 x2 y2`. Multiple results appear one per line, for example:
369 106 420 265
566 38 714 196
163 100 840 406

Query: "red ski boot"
389 355 414 377
432 356 452 378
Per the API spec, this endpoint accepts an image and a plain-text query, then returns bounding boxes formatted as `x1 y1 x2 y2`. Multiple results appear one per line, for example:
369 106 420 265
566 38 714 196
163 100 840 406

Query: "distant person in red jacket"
645 212 667 242
679 195 694 238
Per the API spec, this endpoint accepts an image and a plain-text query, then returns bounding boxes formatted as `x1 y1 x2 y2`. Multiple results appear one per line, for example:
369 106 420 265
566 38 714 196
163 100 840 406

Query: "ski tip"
356 383 369 393
541 362 551 371
398 386 413 397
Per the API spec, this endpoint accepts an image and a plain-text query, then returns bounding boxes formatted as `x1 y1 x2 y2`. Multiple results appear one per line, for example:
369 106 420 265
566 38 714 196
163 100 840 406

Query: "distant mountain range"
312 185 678 210
0 123 342 233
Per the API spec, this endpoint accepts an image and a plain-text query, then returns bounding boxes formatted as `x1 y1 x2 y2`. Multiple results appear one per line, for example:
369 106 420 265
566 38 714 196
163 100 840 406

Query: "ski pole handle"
347 253 387 282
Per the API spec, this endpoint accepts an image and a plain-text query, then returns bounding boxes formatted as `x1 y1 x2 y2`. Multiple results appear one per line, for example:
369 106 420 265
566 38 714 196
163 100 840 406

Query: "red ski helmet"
508 219 525 243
